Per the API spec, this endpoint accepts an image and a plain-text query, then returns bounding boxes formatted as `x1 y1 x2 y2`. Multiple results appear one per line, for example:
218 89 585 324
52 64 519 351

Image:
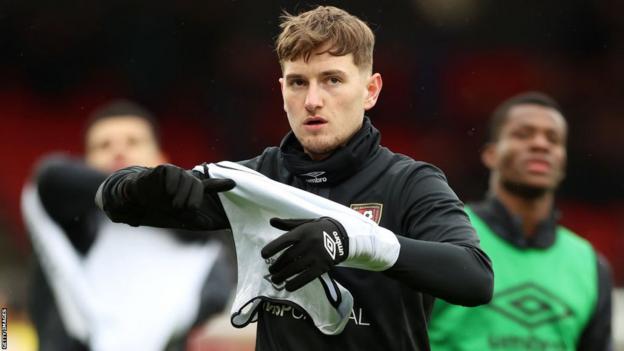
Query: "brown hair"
275 6 375 71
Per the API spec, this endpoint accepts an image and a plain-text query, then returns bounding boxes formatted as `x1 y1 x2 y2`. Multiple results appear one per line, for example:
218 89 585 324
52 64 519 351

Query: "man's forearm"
384 235 494 307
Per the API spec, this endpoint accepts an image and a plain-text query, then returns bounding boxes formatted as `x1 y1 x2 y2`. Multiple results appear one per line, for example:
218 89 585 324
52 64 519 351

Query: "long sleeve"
383 164 494 306
384 236 493 306
34 154 107 253
36 154 107 224
96 166 230 230
577 254 613 351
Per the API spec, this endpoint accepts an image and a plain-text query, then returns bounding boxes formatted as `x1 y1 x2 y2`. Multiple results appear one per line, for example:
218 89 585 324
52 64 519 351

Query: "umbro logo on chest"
301 171 328 184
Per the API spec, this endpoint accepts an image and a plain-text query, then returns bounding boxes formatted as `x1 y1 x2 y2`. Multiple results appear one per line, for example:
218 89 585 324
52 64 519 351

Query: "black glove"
261 217 349 292
123 164 235 211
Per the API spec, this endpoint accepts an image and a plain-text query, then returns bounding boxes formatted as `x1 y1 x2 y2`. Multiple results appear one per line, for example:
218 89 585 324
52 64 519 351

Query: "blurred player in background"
22 100 235 350
429 92 613 350
96 6 493 350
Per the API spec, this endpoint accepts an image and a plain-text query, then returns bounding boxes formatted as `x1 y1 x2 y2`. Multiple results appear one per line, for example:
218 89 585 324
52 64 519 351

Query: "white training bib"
22 185 221 351
195 161 397 335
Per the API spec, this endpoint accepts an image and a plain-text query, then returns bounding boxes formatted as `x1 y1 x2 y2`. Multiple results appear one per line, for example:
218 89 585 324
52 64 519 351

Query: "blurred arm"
36 154 107 223
33 154 106 252
577 255 613 351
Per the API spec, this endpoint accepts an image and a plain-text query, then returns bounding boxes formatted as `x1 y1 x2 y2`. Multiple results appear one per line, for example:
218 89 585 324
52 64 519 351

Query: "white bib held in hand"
194 161 400 335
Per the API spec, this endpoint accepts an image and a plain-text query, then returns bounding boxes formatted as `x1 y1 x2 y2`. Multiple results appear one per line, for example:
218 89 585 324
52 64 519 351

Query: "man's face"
85 116 166 173
279 45 382 160
484 104 567 193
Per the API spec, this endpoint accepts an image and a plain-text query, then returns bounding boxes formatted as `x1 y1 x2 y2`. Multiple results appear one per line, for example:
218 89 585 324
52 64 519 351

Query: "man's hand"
123 164 235 210
261 217 349 292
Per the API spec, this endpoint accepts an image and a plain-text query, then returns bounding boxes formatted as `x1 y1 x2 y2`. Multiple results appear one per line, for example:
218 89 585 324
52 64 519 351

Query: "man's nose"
110 141 130 158
304 83 323 112
530 133 551 151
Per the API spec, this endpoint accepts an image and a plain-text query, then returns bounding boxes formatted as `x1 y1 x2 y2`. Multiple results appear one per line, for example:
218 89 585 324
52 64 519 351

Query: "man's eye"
289 79 306 87
327 77 341 85
546 132 562 145
512 130 530 139
96 140 111 150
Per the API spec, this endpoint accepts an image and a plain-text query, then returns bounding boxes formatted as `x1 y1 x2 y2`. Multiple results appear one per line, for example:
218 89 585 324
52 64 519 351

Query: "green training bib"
429 207 597 351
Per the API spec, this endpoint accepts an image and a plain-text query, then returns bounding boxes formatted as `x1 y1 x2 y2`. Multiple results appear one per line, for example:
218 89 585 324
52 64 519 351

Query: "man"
96 6 493 350
428 92 613 350
23 100 235 350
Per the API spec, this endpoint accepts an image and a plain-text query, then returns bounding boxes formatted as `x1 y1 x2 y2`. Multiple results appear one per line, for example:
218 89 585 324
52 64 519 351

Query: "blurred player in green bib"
429 92 612 350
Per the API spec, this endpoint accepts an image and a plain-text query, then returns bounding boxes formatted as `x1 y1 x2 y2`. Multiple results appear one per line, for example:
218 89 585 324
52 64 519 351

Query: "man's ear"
364 73 382 111
481 143 497 170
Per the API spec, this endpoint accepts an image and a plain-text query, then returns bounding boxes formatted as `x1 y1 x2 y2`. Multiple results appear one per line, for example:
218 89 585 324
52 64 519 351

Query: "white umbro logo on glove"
323 230 344 260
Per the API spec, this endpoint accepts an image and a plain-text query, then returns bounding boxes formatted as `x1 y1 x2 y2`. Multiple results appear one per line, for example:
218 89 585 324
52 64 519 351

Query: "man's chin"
301 138 341 156
502 180 553 200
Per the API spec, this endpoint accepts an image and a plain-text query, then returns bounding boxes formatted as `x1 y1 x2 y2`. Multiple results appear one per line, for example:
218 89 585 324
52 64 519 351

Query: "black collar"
279 116 380 187
469 196 560 249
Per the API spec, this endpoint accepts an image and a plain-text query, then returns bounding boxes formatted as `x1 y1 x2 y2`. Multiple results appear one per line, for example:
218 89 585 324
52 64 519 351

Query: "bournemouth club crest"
350 203 383 224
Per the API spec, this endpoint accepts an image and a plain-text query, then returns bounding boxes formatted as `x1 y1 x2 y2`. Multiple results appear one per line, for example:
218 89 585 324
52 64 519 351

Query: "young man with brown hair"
96 6 493 350
428 92 613 350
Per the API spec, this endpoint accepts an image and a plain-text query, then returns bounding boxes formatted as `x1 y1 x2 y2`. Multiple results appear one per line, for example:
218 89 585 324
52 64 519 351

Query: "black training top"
471 197 613 351
100 117 494 351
